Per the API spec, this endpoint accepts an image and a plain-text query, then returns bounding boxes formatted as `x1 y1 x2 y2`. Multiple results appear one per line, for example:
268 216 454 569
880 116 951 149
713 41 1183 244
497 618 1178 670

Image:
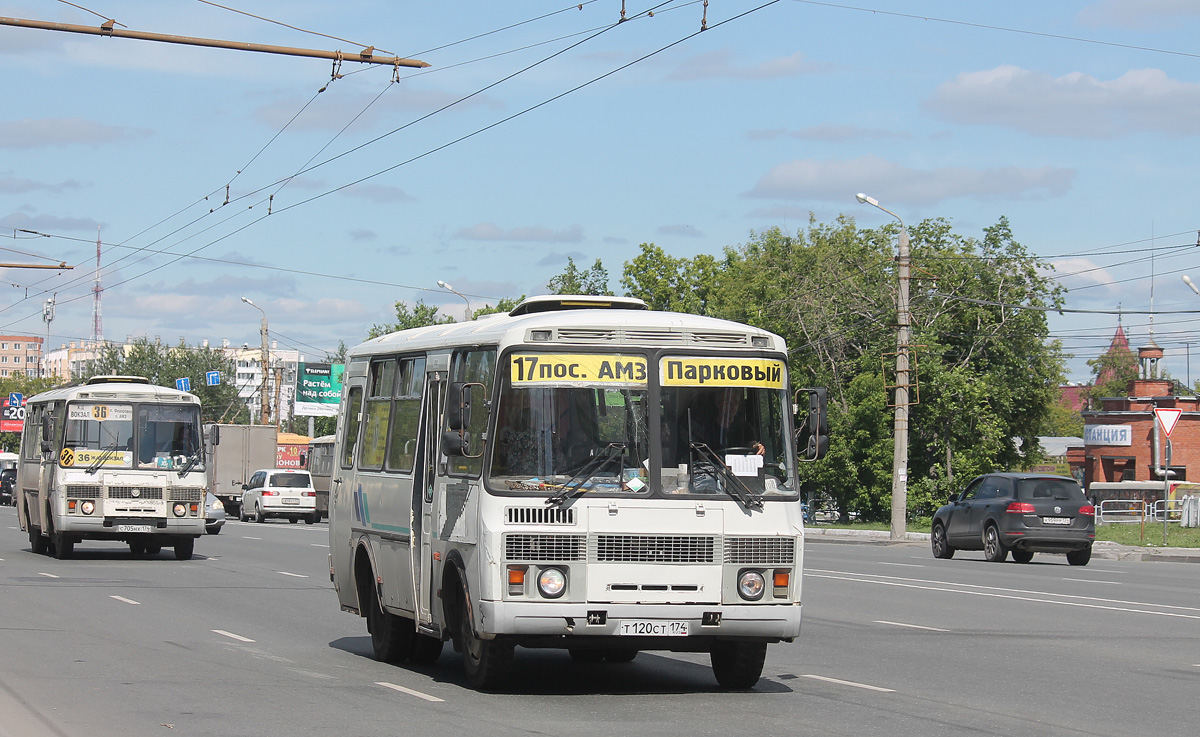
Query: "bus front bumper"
477 600 802 642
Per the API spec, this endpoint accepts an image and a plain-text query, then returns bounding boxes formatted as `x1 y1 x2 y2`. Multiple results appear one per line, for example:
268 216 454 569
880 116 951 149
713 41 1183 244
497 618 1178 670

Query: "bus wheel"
53 535 74 560
710 641 767 690
129 540 146 556
366 586 412 664
145 544 162 555
605 649 638 663
458 590 513 690
568 649 604 663
30 526 49 555
174 538 194 561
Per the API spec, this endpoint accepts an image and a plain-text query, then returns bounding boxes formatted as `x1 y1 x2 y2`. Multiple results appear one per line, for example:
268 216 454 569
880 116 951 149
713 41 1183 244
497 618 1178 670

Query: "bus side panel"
330 377 363 612
359 470 416 613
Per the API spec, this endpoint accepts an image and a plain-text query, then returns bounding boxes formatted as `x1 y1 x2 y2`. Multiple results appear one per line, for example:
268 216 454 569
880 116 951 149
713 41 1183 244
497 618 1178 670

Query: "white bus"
17 376 207 560
306 434 336 519
329 296 827 690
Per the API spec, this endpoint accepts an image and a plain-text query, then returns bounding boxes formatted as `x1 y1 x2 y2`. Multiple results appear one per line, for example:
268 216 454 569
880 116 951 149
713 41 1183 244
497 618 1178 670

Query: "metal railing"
1096 499 1146 524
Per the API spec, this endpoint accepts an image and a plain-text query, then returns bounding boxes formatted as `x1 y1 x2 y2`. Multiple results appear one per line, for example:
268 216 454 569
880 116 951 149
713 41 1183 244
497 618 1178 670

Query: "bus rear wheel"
29 526 49 555
710 641 767 689
458 590 512 690
366 585 413 664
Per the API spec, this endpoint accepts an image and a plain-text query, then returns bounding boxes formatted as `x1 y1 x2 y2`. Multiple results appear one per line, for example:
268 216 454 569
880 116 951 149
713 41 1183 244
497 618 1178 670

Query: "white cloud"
1078 0 1200 28
0 211 100 232
1045 257 1120 291
925 65 1200 138
0 118 148 148
745 155 1073 206
453 223 584 243
667 50 829 81
0 175 84 194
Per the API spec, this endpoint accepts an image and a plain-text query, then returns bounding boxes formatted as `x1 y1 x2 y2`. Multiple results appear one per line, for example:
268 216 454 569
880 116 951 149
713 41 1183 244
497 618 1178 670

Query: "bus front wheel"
710 641 767 690
457 590 513 690
174 538 194 561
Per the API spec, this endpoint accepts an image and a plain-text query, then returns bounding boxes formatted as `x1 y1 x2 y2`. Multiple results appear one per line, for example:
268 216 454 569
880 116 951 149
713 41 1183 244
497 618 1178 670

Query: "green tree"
548 258 612 296
620 243 719 314
1085 343 1137 407
368 299 454 339
85 338 248 424
473 296 526 319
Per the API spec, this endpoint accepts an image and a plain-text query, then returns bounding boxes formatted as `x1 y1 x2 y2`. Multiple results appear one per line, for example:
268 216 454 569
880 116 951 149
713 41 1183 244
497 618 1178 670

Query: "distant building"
0 335 43 378
42 340 103 382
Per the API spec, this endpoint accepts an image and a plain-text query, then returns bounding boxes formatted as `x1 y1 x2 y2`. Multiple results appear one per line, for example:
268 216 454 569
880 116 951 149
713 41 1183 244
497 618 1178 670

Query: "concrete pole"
260 318 270 426
892 225 911 540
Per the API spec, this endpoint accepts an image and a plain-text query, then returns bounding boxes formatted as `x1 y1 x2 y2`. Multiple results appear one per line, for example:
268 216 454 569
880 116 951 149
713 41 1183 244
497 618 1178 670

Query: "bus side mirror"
40 415 53 453
796 387 829 461
209 425 220 446
446 382 477 431
441 430 471 457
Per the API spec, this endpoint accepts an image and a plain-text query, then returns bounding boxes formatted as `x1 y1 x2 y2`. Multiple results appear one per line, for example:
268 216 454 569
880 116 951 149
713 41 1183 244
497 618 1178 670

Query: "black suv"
0 468 15 506
931 473 1095 566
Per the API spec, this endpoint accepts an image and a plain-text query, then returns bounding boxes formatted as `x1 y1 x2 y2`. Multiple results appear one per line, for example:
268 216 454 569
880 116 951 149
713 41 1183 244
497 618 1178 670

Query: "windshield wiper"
177 450 201 477
85 443 121 475
545 443 626 507
689 442 763 511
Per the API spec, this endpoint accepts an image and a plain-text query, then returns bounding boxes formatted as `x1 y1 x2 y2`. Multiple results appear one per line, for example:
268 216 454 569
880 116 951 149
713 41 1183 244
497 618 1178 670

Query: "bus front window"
136 405 203 469
489 353 650 494
64 403 134 468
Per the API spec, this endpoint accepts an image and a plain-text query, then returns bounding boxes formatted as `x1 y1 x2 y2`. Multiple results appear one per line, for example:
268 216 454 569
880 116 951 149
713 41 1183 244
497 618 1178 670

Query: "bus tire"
129 540 146 556
30 526 49 555
53 534 74 560
174 538 195 561
568 649 604 663
458 589 513 690
605 649 638 663
710 641 767 690
366 586 412 664
145 544 161 555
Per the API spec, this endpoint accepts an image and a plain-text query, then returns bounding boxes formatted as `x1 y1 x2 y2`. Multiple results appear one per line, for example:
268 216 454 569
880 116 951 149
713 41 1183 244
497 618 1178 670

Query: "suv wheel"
1066 545 1092 566
983 524 1008 562
931 522 954 559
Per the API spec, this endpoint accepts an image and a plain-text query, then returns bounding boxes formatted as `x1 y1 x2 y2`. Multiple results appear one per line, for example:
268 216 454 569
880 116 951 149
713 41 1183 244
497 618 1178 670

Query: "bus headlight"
737 570 766 601
173 503 187 517
81 501 95 515
537 567 567 599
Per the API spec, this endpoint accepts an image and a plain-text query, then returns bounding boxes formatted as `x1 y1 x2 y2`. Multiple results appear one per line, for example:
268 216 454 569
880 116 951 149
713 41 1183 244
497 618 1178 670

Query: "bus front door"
413 371 445 629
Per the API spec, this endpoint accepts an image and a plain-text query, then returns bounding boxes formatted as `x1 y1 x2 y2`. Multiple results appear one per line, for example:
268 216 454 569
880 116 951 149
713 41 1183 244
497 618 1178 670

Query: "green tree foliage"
547 258 613 296
1085 341 1137 407
368 299 454 339
620 243 718 314
473 296 526 319
84 337 248 424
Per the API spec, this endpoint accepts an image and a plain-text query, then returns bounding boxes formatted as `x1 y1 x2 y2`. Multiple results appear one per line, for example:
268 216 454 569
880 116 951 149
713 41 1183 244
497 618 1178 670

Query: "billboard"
294 362 344 417
1 394 26 433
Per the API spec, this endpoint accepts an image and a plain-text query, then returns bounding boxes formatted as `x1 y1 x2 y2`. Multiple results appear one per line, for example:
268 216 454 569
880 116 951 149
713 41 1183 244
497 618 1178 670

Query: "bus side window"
341 387 363 470
448 348 495 478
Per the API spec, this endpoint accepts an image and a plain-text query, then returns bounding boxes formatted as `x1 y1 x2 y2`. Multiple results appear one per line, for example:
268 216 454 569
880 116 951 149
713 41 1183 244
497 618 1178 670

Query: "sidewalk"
804 526 1200 563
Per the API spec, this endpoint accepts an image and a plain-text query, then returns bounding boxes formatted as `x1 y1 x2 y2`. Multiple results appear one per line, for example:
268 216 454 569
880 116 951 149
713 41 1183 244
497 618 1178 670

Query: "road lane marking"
110 596 140 605
37 572 59 579
799 674 894 693
1062 578 1121 584
879 562 923 568
808 569 1200 620
875 620 949 632
376 681 444 703
213 630 255 643
278 571 308 578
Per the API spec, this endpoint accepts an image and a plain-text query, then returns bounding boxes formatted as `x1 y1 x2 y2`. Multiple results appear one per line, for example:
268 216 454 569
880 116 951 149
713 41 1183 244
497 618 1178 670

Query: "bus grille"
505 506 575 525
65 485 102 499
724 537 796 564
108 486 164 500
504 534 586 561
169 487 204 502
594 535 715 563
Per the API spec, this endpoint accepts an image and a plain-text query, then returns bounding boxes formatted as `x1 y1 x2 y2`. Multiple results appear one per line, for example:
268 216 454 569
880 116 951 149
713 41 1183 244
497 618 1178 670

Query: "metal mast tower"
91 228 103 343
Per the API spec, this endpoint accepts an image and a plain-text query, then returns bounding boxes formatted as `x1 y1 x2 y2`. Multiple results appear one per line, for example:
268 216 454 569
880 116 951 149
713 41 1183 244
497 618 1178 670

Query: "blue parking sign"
206 371 221 386
176 377 191 392
9 392 21 407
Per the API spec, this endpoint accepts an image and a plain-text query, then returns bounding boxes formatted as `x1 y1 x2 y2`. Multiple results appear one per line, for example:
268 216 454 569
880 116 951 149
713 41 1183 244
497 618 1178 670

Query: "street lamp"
241 296 270 425
437 280 472 322
856 192 912 541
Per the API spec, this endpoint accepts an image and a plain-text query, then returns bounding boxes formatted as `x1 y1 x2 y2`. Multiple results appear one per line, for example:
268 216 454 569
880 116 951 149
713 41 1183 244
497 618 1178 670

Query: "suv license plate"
1042 517 1071 525
117 524 153 533
618 620 689 636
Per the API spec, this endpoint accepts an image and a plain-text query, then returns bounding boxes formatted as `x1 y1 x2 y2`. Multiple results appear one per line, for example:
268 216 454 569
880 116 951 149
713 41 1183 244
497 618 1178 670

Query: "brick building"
0 335 43 378
1081 339 1198 495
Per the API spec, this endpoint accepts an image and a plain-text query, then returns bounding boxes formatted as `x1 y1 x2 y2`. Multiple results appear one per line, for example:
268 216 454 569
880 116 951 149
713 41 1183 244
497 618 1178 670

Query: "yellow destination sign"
510 353 647 386
660 357 785 389
60 447 132 468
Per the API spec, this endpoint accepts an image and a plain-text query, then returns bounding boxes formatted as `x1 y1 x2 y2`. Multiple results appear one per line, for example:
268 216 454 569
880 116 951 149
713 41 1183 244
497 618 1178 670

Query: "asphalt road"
2 505 1197 737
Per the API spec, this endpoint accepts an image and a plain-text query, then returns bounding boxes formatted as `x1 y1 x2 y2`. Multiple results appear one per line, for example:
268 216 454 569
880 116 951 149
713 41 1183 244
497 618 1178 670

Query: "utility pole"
857 193 911 540
0 16 428 69
241 297 270 425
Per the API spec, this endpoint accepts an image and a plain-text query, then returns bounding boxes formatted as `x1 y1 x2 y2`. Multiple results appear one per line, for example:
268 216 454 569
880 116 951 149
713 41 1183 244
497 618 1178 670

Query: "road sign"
176 377 191 392
1155 407 1183 437
206 371 220 386
9 392 22 407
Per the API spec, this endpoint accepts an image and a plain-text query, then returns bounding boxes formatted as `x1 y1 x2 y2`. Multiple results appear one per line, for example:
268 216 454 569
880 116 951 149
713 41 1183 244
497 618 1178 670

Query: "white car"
239 468 318 524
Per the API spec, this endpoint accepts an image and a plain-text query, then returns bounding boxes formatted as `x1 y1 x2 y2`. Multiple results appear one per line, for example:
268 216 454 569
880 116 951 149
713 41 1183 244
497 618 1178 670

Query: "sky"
2 0 1199 384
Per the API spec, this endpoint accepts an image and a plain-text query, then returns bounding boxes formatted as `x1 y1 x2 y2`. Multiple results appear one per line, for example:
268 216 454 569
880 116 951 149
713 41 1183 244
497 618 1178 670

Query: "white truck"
204 424 277 519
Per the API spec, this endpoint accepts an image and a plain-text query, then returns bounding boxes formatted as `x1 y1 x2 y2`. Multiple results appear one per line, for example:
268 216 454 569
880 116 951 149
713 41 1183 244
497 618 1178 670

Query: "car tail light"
302 491 316 497
262 490 279 496
1006 502 1036 513
1078 505 1095 517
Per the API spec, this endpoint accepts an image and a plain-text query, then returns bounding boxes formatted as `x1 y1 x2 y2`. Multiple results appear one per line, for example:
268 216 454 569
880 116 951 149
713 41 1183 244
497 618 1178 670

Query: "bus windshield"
64 403 135 468
135 405 203 469
489 353 650 494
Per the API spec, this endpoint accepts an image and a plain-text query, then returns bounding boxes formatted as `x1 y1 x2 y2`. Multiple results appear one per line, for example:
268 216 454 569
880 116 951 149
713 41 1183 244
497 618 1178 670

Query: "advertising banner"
1 395 26 433
295 362 344 416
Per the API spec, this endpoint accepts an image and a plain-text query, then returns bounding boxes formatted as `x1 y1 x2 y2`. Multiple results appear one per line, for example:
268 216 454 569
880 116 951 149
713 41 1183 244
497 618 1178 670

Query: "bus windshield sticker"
60 448 132 467
660 357 785 389
510 353 647 387
68 404 133 422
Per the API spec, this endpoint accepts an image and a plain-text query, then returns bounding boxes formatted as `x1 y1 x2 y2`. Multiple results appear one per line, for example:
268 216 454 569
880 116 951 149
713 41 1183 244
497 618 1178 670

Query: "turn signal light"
1078 505 1095 517
507 566 526 596
1006 502 1036 514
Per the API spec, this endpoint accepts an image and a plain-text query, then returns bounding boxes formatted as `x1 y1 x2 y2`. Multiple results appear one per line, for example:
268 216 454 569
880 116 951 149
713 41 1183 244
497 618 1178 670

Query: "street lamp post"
241 296 270 425
437 280 472 322
857 193 911 541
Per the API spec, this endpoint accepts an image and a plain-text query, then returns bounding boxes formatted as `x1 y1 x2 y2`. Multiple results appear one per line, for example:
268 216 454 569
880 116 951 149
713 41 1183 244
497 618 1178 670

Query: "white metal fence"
1097 496 1200 526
